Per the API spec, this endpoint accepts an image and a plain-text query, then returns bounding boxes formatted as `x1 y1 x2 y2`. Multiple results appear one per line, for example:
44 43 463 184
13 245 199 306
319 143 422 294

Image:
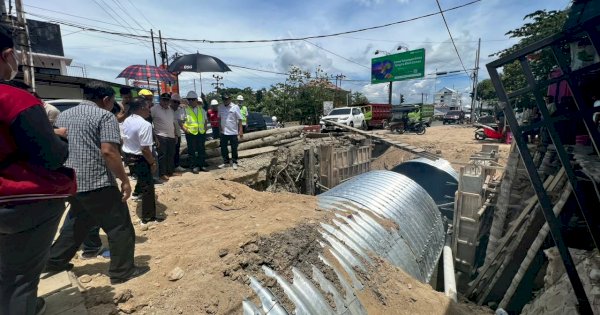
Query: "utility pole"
150 29 157 67
158 30 166 66
15 0 35 89
471 38 481 118
212 74 224 94
388 82 393 106
150 29 160 94
163 42 169 66
334 74 345 107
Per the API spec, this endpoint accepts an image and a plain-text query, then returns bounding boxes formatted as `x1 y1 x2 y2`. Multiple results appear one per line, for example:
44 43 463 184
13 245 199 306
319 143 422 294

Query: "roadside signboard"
323 101 334 115
371 48 425 84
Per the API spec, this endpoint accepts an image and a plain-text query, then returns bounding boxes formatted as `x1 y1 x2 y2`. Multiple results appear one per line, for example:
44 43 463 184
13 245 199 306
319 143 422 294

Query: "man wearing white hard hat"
180 91 208 173
236 95 248 133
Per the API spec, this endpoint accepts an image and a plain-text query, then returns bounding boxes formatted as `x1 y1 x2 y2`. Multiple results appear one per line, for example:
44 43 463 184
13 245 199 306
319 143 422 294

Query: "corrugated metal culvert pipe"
391 157 459 219
243 170 446 315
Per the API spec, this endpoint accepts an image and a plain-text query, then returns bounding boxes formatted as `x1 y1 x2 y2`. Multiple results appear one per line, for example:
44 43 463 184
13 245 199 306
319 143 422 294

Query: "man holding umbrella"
180 91 208 173
218 94 243 170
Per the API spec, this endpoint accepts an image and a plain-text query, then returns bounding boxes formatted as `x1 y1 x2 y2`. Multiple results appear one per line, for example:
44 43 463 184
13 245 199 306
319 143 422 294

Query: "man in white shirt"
218 94 243 170
151 93 176 180
122 97 158 224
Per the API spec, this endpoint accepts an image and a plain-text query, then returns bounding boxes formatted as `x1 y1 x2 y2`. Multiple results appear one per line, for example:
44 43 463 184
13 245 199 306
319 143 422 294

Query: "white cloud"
272 41 335 74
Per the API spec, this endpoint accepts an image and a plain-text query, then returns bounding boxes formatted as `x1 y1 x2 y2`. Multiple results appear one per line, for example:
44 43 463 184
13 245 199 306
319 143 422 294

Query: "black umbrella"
168 53 231 73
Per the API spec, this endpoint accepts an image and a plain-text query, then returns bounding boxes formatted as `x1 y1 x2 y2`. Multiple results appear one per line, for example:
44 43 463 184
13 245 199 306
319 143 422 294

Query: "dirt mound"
71 173 323 314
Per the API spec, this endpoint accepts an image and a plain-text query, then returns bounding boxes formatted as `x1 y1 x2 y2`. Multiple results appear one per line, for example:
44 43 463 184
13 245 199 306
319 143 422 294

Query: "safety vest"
184 107 206 135
240 105 248 125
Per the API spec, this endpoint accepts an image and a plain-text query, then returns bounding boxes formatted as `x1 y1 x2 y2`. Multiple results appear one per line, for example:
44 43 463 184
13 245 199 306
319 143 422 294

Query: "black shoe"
192 167 200 174
35 297 46 315
43 262 74 274
199 167 208 172
110 266 150 285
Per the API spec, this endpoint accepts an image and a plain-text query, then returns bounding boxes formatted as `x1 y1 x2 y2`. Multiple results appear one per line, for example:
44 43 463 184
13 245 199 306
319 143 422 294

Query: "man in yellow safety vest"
179 91 208 173
237 95 248 132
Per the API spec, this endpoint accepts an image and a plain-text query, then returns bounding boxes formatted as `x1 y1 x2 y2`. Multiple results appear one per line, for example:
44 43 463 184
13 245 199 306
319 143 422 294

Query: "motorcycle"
474 123 504 141
390 120 426 135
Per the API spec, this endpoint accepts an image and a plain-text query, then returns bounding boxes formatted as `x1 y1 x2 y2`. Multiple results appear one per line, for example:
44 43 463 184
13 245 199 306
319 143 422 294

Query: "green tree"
476 79 498 101
351 91 369 105
492 9 568 109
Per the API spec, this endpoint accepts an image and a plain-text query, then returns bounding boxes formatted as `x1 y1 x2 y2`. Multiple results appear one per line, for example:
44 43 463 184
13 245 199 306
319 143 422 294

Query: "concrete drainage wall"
243 169 447 314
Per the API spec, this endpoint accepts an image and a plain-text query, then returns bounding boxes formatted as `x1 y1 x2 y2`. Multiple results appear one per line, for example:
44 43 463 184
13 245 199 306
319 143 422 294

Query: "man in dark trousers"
46 81 149 285
180 91 208 173
151 93 176 180
218 94 244 170
0 26 77 315
122 97 158 224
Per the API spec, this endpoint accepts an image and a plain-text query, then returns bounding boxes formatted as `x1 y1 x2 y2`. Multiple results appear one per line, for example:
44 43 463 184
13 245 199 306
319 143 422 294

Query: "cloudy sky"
22 0 570 104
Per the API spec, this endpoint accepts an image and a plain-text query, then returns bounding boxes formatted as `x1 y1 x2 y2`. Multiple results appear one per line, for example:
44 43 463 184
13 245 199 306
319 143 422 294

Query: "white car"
320 107 366 132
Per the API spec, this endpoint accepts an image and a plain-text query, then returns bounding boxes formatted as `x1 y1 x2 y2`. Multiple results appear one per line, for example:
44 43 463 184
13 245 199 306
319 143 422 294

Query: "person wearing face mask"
45 81 149 286
0 26 76 315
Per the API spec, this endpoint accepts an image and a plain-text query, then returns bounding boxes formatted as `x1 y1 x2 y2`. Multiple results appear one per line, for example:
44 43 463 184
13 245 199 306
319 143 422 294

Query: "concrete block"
44 286 87 315
38 271 71 297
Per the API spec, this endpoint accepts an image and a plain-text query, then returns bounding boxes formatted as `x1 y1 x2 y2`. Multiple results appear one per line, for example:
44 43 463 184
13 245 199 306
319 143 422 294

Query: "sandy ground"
61 123 498 314
371 123 511 171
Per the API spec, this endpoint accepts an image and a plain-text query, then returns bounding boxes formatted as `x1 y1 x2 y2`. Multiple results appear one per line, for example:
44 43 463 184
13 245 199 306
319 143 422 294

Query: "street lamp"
374 46 405 105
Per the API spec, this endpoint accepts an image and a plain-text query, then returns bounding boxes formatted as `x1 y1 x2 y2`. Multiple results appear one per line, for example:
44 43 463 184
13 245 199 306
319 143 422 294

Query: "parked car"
476 114 496 124
45 99 82 112
246 112 267 132
443 110 465 124
320 107 366 132
263 115 277 129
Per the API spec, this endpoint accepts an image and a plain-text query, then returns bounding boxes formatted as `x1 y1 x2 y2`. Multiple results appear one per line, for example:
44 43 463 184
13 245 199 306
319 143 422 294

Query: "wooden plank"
237 146 278 159
466 175 555 297
470 169 566 303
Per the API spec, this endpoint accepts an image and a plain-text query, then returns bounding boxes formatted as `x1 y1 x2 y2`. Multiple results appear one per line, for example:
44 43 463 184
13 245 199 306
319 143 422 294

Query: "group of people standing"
0 24 250 314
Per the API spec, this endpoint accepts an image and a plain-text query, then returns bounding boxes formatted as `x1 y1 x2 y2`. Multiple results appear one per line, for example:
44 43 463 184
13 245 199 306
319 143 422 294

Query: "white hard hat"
210 99 219 106
272 116 277 122
236 95 244 101
185 91 198 99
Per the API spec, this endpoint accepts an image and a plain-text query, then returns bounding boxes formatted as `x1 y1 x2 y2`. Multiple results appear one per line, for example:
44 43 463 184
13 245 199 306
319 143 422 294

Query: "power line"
23 3 148 32
303 39 370 69
228 64 288 75
28 0 480 44
338 35 511 43
435 0 469 75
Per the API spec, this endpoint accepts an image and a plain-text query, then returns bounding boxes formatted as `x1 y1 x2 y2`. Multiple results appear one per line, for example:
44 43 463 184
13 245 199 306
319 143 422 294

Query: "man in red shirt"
0 26 76 314
208 99 220 139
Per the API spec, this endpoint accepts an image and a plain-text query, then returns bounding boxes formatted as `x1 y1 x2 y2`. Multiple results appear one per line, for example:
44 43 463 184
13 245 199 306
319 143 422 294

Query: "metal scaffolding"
486 11 600 314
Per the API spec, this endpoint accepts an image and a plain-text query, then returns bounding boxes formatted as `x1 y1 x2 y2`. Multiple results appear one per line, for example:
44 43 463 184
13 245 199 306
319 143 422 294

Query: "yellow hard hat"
138 89 153 96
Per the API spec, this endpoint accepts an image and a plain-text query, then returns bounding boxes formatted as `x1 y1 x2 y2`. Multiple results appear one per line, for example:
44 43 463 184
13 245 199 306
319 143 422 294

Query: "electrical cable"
23 3 149 32
434 0 469 75
303 39 370 69
26 0 480 44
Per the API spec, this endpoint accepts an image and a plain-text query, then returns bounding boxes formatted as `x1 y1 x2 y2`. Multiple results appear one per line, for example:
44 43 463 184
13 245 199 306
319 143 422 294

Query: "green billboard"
371 48 425 84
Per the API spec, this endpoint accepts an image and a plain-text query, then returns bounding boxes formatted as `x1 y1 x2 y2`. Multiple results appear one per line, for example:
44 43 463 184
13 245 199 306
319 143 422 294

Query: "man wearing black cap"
218 94 243 170
0 25 76 314
151 93 177 180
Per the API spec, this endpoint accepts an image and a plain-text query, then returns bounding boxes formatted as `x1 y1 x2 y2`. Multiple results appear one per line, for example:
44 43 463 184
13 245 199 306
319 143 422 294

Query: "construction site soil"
68 124 497 314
